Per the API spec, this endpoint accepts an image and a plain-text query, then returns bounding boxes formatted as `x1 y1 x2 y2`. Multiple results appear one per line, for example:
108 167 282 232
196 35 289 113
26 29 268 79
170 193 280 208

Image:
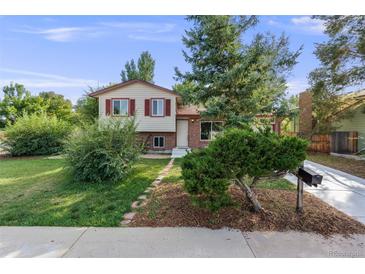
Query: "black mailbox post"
296 166 323 213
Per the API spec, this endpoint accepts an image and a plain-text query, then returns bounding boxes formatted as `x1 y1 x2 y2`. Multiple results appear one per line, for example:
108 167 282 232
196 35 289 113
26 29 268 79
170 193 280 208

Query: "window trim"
153 136 165 148
151 98 165 117
111 98 129 117
200 121 224 141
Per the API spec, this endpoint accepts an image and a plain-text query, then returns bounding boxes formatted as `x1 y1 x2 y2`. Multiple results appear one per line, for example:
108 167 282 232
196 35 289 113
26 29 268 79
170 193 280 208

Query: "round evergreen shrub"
181 148 231 210
65 118 142 183
181 128 308 211
3 112 71 156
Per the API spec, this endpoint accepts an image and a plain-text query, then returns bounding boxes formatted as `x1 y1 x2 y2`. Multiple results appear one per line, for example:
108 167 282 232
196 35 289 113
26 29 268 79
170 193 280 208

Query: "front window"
153 136 165 148
112 99 129 116
200 121 223 140
152 99 164 116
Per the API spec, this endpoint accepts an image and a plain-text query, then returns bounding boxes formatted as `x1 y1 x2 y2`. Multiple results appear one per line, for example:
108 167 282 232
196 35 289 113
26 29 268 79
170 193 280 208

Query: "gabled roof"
88 79 181 97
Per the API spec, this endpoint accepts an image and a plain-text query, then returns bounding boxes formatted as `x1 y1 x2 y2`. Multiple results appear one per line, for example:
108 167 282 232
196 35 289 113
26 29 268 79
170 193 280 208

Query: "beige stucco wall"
97 82 177 132
334 104 365 151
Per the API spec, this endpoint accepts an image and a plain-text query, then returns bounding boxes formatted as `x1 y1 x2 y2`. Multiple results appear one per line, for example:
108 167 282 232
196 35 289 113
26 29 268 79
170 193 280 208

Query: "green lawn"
0 157 169 226
163 158 295 190
162 158 183 183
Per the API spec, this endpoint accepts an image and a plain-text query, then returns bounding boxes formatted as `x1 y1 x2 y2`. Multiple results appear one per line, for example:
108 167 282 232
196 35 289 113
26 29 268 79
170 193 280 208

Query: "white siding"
98 83 177 132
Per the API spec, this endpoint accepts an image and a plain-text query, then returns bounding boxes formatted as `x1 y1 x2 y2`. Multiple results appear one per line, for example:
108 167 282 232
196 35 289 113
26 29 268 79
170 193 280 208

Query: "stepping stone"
131 201 141 209
152 181 160 186
123 212 136 220
120 219 131 226
144 188 153 193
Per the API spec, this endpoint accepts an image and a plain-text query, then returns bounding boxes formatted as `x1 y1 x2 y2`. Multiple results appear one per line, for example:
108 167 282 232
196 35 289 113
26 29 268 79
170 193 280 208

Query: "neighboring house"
89 80 220 153
295 90 365 154
333 90 365 152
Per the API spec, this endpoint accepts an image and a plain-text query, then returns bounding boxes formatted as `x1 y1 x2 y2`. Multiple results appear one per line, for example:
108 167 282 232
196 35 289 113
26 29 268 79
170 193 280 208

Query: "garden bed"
130 182 365 236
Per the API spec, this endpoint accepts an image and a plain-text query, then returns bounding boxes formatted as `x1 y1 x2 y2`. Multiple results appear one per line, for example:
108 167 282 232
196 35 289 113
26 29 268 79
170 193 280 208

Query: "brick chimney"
299 91 313 139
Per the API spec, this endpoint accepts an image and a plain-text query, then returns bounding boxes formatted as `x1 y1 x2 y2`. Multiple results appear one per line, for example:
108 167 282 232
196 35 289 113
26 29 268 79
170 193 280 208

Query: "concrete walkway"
285 160 365 224
0 227 364 258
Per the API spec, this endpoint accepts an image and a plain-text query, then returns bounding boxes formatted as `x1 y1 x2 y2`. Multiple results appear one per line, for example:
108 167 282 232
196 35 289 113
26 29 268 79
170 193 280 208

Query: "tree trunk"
235 177 262 212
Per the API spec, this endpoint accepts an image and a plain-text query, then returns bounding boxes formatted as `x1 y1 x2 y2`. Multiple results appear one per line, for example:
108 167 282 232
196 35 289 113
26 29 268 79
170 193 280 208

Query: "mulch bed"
130 183 365 237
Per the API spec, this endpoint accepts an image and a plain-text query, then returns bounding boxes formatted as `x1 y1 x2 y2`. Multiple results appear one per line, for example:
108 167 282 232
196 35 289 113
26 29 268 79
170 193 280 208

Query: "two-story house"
90 79 281 156
89 79 222 155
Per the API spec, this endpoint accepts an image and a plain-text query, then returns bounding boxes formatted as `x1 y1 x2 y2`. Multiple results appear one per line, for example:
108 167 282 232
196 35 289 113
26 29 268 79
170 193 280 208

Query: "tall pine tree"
121 51 155 83
175 16 301 126
309 16 365 133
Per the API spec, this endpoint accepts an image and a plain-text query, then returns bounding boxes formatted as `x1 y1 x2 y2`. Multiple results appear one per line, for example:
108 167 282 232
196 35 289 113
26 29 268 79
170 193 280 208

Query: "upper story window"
151 99 164 116
201 121 223 140
112 99 129 116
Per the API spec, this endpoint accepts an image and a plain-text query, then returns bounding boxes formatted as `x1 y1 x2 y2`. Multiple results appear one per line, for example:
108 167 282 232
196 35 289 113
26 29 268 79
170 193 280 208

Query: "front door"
176 120 189 147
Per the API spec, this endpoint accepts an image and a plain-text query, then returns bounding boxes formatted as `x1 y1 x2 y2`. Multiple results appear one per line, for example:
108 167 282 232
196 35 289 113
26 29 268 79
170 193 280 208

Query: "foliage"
175 16 302 126
75 89 99 124
0 83 43 127
121 51 155 83
0 83 75 127
64 118 142 183
181 128 308 211
181 149 231 210
309 16 365 133
38 91 74 122
3 112 71 156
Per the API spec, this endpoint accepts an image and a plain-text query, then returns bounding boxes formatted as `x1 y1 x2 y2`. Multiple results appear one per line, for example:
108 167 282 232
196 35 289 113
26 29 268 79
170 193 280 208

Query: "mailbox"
298 167 323 187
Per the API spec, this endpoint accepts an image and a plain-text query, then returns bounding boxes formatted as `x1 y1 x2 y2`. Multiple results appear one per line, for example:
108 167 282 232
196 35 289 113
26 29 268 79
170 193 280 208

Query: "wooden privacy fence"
308 131 358 154
309 134 331 153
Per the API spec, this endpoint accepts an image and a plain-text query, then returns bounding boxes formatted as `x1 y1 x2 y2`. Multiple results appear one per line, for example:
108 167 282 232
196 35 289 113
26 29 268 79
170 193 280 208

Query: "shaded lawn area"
307 152 365 179
0 157 169 226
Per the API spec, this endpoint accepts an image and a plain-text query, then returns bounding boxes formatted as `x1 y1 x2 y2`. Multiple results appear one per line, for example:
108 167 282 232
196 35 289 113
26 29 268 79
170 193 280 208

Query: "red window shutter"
105 99 111 115
144 99 150 116
165 99 171 116
129 99 135 116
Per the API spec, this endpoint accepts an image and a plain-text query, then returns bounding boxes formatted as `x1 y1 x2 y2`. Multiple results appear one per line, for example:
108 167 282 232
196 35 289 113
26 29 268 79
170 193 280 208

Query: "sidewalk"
0 227 364 258
285 160 365 224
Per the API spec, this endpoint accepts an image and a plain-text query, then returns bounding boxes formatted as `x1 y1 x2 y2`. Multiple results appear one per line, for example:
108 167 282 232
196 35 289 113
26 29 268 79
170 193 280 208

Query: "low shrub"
3 112 71 156
181 149 231 210
181 128 308 211
65 118 142 183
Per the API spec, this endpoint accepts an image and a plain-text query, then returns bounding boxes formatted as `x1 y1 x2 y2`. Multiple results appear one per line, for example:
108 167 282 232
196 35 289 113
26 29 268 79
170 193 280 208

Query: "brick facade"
138 132 176 151
187 118 209 148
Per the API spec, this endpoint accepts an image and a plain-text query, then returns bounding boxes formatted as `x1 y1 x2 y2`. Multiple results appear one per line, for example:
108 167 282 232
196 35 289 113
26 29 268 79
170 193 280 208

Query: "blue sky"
0 16 328 103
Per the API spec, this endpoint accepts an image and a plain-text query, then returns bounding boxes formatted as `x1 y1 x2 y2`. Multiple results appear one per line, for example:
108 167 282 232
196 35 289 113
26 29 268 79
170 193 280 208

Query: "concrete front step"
171 147 191 158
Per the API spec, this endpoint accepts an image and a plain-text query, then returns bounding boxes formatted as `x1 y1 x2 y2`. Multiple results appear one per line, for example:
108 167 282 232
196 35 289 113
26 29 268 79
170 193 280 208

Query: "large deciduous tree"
38 91 74 122
174 16 301 126
309 16 365 133
120 51 155 83
0 83 43 127
75 88 99 124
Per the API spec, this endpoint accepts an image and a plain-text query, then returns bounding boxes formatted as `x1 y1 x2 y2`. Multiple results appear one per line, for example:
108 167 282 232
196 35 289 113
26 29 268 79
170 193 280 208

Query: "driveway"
285 160 365 224
0 227 364 258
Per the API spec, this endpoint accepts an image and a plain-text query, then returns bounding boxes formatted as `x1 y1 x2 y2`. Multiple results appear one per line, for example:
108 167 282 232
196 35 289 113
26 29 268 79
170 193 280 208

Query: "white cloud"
0 67 101 89
267 19 280 26
127 34 179 42
13 26 105 42
12 21 178 43
290 16 325 35
100 22 176 34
